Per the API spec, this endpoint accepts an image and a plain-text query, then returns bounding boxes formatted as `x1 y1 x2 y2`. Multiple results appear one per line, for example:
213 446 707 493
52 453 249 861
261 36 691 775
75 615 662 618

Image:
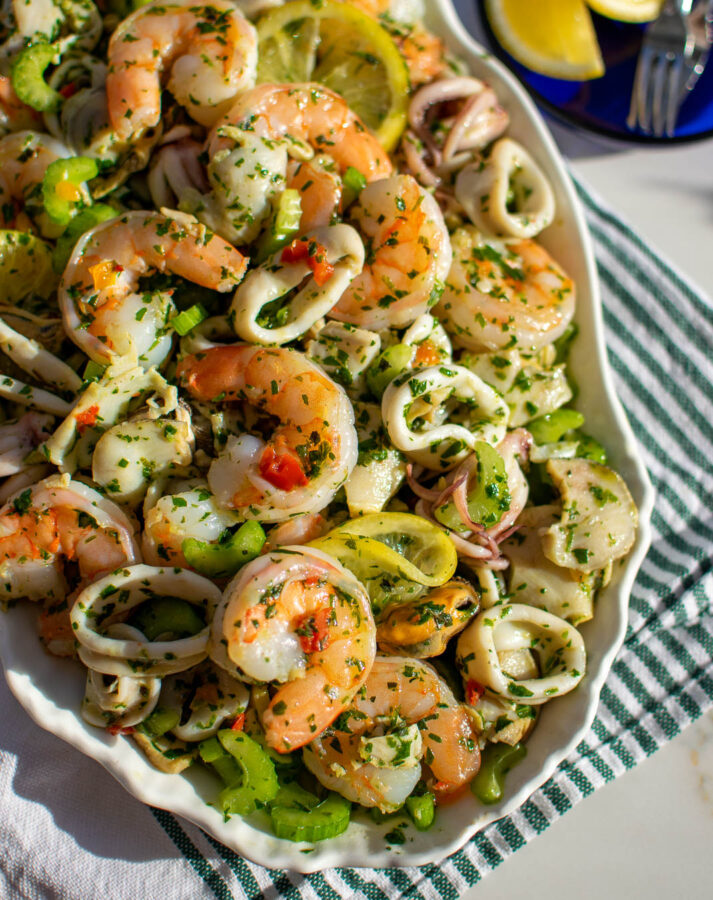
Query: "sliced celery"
256 188 302 261
130 598 205 641
270 792 351 842
42 157 98 225
11 43 60 112
182 520 266 579
471 742 527 805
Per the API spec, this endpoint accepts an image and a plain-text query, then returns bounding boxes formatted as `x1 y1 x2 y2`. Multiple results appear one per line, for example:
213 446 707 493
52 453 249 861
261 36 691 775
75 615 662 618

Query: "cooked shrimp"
438 226 576 352
177 344 358 521
106 0 257 141
142 483 242 567
0 130 72 236
287 156 342 231
0 474 140 603
199 82 392 243
342 0 389 14
210 545 376 752
330 174 452 330
264 512 327 550
59 211 248 368
396 23 447 87
210 82 392 182
344 3 446 85
0 465 51 507
0 76 42 135
304 656 480 811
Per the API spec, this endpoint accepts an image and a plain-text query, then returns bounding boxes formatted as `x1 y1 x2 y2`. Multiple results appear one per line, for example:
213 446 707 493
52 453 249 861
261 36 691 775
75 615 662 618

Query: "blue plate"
476 5 713 144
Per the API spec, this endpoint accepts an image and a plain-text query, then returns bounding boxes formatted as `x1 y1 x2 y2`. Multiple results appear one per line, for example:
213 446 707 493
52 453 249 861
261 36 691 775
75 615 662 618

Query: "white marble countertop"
453 2 713 896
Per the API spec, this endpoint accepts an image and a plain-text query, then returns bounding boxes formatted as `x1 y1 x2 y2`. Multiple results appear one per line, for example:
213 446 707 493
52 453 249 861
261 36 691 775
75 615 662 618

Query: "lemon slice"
0 230 58 303
311 512 457 613
332 512 457 582
256 0 409 151
586 0 662 22
485 0 605 81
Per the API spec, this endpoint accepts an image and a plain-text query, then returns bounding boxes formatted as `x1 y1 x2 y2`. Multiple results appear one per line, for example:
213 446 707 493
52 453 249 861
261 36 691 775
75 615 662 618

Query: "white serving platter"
0 0 654 874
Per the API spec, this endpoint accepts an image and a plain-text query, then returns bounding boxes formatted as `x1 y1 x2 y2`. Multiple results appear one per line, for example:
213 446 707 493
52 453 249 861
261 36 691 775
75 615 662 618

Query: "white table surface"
453 2 713 897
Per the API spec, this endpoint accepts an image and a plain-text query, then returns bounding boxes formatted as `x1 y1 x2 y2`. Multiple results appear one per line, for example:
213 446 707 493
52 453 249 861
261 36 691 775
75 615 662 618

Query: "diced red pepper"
432 780 455 793
280 239 335 286
59 82 78 99
258 445 308 491
296 608 331 654
465 679 485 706
413 339 441 367
230 712 246 731
89 260 124 291
75 404 100 435
107 723 135 736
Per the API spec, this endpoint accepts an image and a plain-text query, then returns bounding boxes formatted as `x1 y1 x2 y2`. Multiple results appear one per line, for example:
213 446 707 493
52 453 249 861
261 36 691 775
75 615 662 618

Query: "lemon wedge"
0 230 57 303
256 0 409 151
586 0 663 22
485 0 605 81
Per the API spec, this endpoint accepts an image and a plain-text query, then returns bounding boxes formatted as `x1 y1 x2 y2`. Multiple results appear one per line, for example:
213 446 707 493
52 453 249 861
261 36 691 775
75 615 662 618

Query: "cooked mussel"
376 578 479 657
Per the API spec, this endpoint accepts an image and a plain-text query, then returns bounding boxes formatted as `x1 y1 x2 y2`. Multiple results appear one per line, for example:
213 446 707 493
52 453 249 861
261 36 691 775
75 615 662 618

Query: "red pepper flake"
258 445 308 491
432 780 454 792
281 239 334 286
230 712 246 731
75 404 100 435
59 82 78 99
107 724 135 736
465 679 485 706
295 608 331 654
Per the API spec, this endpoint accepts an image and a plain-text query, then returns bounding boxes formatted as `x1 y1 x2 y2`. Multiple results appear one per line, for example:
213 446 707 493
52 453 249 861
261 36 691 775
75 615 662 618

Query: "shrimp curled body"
0 474 140 603
438 227 576 352
107 0 258 141
304 656 480 811
59 211 248 368
210 545 376 752
0 130 72 237
199 82 392 244
331 174 452 331
178 344 358 521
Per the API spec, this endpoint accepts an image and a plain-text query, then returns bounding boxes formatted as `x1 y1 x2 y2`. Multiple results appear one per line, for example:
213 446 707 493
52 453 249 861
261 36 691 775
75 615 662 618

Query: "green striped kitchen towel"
1 177 711 899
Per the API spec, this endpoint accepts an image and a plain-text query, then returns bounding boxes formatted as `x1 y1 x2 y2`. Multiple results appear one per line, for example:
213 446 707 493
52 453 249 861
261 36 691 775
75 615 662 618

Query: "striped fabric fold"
1 176 711 900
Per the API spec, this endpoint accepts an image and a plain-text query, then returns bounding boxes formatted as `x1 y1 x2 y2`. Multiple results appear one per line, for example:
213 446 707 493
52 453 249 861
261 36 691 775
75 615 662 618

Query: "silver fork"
627 0 697 137
682 0 713 95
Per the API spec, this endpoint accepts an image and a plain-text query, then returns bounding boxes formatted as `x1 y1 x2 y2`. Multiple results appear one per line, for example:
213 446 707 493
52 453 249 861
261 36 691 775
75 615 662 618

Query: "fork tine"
627 47 649 129
664 55 685 136
627 0 697 136
650 52 670 135
629 45 654 131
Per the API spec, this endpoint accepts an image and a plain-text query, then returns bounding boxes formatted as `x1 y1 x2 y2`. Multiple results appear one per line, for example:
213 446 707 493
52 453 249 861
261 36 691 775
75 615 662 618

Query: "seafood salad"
0 0 639 846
